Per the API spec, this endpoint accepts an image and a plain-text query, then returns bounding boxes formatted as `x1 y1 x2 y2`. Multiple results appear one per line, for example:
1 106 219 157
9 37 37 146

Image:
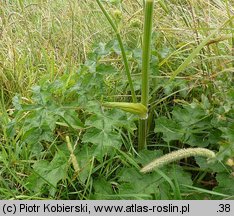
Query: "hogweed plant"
97 0 216 170
1 0 233 199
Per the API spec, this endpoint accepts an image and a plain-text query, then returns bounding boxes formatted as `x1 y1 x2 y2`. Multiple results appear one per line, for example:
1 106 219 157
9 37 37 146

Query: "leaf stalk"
96 0 137 103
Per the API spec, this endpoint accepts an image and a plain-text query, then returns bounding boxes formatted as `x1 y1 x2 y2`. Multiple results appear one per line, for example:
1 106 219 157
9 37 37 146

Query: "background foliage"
0 0 233 199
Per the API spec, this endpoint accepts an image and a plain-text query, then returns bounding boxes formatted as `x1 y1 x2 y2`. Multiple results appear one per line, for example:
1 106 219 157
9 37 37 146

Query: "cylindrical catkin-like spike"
70 154 80 173
140 148 215 173
66 136 80 174
66 136 73 153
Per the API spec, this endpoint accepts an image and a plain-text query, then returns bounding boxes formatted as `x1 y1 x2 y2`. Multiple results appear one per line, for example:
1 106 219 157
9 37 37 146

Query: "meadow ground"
0 0 233 199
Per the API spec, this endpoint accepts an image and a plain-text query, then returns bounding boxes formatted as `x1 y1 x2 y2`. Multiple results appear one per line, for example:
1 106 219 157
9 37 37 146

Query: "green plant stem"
138 119 147 150
141 0 154 106
138 0 154 151
96 0 137 103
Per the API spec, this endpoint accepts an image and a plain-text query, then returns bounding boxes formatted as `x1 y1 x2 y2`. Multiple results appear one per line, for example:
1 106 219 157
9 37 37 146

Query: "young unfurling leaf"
102 102 148 119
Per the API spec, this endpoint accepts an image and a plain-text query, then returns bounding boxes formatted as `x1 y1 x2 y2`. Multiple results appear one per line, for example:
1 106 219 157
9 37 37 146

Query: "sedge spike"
66 136 80 174
140 148 215 173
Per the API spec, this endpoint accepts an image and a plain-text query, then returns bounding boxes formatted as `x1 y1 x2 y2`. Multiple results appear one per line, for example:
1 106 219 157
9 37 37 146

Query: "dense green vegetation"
0 0 233 200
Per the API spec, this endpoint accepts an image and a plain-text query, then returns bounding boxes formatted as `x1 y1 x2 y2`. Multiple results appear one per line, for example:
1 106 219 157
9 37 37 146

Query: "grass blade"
170 16 234 80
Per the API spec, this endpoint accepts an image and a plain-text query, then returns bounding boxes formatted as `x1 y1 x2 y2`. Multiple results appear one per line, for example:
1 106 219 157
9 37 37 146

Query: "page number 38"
217 204 231 213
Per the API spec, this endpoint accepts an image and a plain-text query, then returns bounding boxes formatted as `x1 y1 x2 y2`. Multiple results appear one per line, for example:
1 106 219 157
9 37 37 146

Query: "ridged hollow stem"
141 0 153 106
138 119 147 150
96 0 137 103
140 148 216 173
138 0 154 151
